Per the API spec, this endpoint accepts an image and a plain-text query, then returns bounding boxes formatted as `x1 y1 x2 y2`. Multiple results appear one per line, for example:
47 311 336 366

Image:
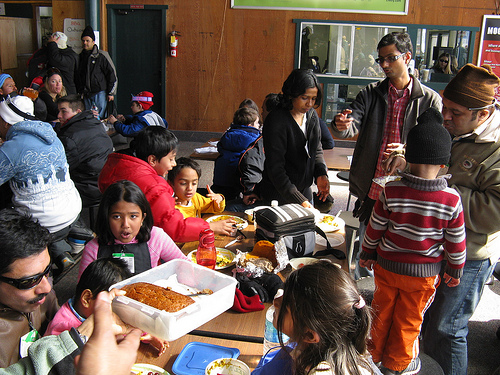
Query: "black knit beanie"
406 108 451 165
81 25 95 41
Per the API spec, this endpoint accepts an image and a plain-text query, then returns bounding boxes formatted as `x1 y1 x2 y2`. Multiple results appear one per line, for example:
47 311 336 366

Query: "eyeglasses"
0 263 52 290
440 59 449 64
375 53 406 65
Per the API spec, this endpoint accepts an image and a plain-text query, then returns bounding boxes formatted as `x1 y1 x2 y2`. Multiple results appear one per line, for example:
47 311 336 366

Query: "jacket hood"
219 124 261 152
7 120 57 145
62 109 101 128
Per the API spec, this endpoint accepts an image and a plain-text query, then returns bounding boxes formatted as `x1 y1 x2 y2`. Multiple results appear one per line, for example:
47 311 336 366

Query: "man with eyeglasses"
419 64 500 375
0 209 59 367
331 32 441 280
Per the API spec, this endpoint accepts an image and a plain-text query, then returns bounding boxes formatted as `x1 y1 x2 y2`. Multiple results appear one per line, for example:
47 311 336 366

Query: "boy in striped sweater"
360 107 466 375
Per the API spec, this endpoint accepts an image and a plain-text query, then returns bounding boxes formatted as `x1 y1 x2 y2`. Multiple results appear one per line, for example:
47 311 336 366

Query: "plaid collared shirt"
368 78 412 201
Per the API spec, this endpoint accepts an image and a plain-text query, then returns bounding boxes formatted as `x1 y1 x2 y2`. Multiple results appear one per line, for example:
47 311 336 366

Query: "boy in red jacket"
98 127 234 242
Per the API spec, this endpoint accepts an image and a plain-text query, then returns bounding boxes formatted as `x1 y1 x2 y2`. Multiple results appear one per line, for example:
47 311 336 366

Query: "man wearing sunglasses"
331 32 441 280
0 209 59 367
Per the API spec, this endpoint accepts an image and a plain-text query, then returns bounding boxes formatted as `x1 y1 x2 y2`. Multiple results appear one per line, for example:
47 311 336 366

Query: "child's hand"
206 185 224 206
209 219 236 236
116 114 126 122
443 273 460 287
359 259 376 270
140 333 169 356
108 114 117 124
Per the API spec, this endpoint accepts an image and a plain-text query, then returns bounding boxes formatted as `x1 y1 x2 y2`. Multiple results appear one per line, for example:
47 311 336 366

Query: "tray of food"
110 259 237 341
205 215 248 230
188 248 236 270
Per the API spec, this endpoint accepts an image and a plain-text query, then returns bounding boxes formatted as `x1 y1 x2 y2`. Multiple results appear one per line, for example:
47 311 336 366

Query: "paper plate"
289 257 320 270
131 363 170 375
188 248 236 270
316 214 345 233
205 215 248 230
315 232 345 248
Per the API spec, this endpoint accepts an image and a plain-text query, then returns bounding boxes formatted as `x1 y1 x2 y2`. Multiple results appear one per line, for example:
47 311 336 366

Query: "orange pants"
370 263 440 372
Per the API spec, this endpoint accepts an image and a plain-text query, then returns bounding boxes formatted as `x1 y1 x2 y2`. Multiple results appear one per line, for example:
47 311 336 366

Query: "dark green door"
107 5 167 117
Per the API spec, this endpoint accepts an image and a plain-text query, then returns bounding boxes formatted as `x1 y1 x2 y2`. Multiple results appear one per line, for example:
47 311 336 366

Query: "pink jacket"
78 226 188 279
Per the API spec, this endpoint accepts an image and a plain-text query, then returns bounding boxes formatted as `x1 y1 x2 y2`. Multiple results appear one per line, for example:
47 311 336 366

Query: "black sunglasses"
0 263 52 290
440 59 449 64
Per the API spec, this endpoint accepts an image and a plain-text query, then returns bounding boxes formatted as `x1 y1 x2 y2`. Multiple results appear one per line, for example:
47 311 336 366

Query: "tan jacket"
448 107 500 261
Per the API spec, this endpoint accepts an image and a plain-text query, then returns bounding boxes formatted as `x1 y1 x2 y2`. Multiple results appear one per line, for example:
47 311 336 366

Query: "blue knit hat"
0 74 12 89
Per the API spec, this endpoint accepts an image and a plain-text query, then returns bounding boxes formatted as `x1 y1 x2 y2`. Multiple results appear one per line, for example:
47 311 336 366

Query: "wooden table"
135 212 347 372
190 138 220 161
323 147 354 171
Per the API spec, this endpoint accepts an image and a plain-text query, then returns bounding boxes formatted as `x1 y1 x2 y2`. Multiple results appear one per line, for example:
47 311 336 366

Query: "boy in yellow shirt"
168 157 225 218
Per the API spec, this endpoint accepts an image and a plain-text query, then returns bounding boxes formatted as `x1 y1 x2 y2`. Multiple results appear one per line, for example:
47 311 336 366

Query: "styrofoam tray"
110 259 237 341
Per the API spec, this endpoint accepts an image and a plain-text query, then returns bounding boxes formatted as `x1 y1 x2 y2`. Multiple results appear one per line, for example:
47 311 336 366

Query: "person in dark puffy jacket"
212 107 261 201
78 26 117 119
56 95 113 206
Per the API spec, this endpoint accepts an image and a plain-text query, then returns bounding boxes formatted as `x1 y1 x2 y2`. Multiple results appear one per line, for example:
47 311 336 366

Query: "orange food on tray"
121 282 195 312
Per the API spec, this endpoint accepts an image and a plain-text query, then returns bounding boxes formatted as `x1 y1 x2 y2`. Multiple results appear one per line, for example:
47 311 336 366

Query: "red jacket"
98 153 209 242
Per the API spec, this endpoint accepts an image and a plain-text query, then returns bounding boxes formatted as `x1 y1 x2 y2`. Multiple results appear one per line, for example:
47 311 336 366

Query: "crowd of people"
0 28 499 375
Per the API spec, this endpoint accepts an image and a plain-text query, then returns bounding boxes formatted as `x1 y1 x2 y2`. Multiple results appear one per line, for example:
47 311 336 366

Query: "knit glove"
254 272 284 301
353 198 376 225
236 274 269 303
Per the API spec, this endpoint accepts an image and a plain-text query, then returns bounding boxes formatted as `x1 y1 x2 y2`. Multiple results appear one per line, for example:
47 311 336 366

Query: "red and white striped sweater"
361 173 466 279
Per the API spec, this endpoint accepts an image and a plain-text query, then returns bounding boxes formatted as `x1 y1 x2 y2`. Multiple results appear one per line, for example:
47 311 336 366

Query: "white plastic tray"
110 259 237 341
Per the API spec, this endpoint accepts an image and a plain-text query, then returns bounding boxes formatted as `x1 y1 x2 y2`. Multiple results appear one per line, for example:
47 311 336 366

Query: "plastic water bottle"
263 305 288 354
196 229 216 269
91 104 100 120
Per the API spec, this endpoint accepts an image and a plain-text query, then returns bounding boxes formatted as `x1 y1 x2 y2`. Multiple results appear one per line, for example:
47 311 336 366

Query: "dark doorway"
107 5 167 117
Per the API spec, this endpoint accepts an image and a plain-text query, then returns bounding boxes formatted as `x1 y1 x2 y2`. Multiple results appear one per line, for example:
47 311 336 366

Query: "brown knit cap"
443 64 500 109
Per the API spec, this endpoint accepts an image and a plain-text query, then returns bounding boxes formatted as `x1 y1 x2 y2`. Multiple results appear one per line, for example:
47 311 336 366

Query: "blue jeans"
84 90 107 119
422 258 495 375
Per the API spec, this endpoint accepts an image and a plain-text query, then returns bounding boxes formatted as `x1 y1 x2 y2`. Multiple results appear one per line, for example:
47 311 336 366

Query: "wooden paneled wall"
54 0 496 132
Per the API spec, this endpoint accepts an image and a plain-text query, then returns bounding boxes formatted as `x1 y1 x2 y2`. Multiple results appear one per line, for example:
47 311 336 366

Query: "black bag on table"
255 204 316 258
255 203 346 260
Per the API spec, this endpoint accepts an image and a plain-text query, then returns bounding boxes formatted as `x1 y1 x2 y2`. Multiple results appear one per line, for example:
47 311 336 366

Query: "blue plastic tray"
172 341 240 375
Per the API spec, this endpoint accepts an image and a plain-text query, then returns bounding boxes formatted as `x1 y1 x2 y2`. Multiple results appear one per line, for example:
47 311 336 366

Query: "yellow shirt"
176 192 225 218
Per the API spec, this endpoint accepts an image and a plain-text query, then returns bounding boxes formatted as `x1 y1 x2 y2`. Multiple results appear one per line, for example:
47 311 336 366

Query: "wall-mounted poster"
231 0 408 15
478 15 500 78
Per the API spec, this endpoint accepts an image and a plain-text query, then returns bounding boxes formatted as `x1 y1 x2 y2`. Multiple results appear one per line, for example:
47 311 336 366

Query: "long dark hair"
96 180 154 246
276 261 374 375
280 69 322 111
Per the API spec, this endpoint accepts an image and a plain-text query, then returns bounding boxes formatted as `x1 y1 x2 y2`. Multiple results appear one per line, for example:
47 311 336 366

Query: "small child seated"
168 157 225 218
109 91 167 137
212 106 262 202
46 258 131 336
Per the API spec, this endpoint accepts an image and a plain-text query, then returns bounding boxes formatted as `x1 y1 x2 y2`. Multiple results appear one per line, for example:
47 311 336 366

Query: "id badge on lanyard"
19 329 39 358
112 252 135 273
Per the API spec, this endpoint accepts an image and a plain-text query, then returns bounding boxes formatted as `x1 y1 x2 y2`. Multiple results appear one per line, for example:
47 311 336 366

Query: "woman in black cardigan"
260 69 329 207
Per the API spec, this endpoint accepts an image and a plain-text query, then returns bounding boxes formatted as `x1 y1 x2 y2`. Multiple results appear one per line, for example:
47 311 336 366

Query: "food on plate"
206 215 248 229
319 215 339 228
190 249 234 269
121 282 195 312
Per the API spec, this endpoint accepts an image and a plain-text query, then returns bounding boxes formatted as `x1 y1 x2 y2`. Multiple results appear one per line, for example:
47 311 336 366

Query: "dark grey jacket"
331 76 442 201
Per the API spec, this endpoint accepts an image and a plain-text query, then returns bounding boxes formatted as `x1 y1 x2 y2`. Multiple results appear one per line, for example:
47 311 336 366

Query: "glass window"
415 28 471 83
299 23 405 77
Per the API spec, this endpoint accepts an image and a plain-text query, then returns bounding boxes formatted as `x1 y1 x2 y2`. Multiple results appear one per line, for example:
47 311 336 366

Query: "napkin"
194 146 218 154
